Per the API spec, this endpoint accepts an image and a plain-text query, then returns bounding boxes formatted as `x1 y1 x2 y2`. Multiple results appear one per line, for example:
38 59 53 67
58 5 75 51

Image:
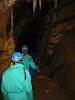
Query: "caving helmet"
21 45 28 50
11 52 23 62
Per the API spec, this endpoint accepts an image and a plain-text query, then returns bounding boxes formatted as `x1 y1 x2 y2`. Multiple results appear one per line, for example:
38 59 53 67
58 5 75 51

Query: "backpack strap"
23 67 26 80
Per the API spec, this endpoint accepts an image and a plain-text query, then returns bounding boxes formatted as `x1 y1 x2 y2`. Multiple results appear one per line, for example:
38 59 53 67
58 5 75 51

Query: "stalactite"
2 0 43 13
33 0 37 13
8 0 17 7
3 0 9 7
3 0 17 7
33 0 42 13
53 0 57 8
38 0 42 11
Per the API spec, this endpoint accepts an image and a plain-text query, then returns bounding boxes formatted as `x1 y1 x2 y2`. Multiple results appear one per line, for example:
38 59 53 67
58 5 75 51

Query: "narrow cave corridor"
0 0 75 100
14 0 52 53
15 17 40 53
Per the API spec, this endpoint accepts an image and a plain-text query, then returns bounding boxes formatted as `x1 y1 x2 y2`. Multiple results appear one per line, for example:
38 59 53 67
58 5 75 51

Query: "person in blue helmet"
1 52 34 100
21 45 40 78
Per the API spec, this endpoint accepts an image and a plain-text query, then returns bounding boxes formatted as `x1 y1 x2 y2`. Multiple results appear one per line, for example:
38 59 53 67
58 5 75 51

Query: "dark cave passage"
14 0 52 53
0 0 75 100
15 19 40 53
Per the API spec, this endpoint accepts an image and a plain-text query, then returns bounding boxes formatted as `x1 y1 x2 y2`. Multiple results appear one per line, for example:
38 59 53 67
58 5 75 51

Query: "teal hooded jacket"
23 54 40 71
1 63 33 100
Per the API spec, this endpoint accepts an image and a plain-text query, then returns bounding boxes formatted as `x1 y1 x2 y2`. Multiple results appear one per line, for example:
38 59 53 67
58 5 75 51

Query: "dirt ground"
32 65 75 100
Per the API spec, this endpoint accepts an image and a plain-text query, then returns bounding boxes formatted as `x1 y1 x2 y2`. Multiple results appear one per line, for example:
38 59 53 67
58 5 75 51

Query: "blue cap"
21 45 28 50
11 52 23 62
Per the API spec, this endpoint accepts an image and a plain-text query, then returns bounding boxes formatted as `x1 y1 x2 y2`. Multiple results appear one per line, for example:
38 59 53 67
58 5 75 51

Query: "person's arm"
29 56 40 71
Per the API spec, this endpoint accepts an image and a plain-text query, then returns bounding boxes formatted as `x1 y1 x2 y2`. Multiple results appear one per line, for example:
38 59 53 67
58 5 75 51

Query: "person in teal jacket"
1 52 33 100
21 45 40 77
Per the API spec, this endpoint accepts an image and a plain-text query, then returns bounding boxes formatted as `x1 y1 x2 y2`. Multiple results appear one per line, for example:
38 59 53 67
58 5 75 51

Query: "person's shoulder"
15 63 24 68
2 66 10 76
23 54 28 58
27 54 32 58
16 63 23 66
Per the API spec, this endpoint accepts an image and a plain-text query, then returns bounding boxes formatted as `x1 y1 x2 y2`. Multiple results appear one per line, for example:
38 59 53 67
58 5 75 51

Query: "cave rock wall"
38 0 75 91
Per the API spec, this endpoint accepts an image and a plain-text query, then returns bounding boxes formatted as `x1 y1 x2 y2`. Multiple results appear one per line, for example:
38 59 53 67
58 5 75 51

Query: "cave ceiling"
12 0 52 51
0 0 54 53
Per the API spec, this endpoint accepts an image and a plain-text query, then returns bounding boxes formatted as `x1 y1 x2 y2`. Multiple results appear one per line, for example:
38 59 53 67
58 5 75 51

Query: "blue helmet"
21 45 28 50
11 52 23 62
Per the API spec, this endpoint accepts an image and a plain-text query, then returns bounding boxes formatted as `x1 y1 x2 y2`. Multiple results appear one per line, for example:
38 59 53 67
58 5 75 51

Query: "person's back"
23 53 38 70
1 52 33 100
21 45 40 77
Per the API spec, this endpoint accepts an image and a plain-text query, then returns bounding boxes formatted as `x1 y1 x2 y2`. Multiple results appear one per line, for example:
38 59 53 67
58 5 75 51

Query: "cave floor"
32 65 73 100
